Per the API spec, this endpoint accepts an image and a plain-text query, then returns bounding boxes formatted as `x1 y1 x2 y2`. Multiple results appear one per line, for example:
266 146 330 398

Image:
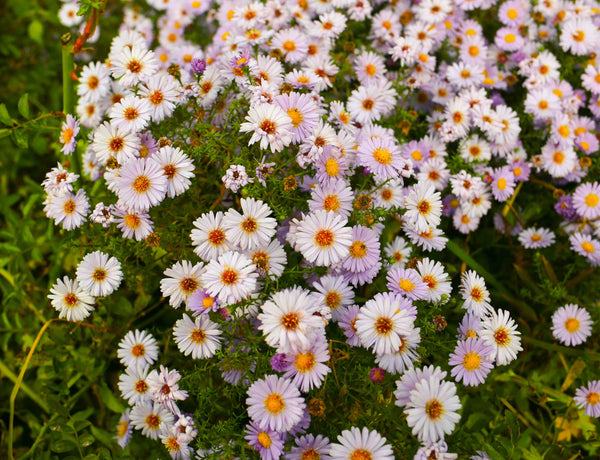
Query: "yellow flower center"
585 193 599 207
497 178 507 190
398 278 415 292
564 318 580 333
287 108 304 127
373 148 392 165
463 352 481 371
258 432 272 448
295 351 316 373
581 241 595 253
587 392 600 405
264 393 285 414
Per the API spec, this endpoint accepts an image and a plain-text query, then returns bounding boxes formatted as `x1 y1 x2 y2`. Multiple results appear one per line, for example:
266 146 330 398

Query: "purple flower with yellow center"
490 166 515 202
551 304 592 346
573 181 600 220
342 225 381 273
246 375 306 432
187 288 219 316
244 421 285 459
574 381 600 418
386 267 429 302
448 338 495 387
555 194 579 222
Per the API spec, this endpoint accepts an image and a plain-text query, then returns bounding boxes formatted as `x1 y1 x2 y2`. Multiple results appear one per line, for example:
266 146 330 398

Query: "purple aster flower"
573 181 600 220
246 375 306 432
356 136 406 180
442 194 459 217
369 367 385 383
448 338 495 386
275 92 323 145
457 313 481 340
270 353 289 372
232 50 251 69
244 421 285 460
137 131 158 158
342 225 381 273
115 157 168 212
575 132 599 155
191 58 206 74
551 304 592 346
569 232 600 266
490 166 515 202
288 433 331 460
188 289 220 316
510 159 530 182
337 304 362 347
574 381 600 418
387 268 429 301
255 157 276 186
554 194 579 221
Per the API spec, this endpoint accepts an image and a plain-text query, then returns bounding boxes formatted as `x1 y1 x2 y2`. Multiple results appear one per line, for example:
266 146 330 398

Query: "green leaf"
78 433 95 447
28 20 44 45
11 129 28 149
0 104 12 126
98 382 126 413
50 439 77 453
18 93 30 118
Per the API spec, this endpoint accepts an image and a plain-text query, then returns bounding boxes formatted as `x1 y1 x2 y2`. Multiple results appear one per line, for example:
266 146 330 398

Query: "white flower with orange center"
258 286 324 353
76 250 123 297
239 102 293 153
551 304 592 347
246 375 306 432
223 197 277 251
405 376 462 443
404 182 442 233
201 251 258 306
190 211 233 262
355 292 415 355
115 157 168 212
283 335 331 392
129 401 174 441
48 276 95 322
173 313 223 359
117 329 159 369
294 210 353 266
480 309 522 366
160 260 205 309
329 426 394 460
459 270 492 318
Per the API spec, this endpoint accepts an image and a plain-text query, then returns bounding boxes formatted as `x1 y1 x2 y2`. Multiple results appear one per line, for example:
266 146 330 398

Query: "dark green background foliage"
1 1 600 459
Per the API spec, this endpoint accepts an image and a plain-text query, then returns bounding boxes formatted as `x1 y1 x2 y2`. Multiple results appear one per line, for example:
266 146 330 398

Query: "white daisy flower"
375 327 421 375
404 182 442 233
92 121 141 166
118 363 152 406
153 146 195 198
130 401 174 440
416 258 452 304
115 158 168 213
244 239 287 278
109 95 153 133
459 271 492 317
201 251 258 306
239 103 293 153
405 376 462 444
173 313 223 359
258 286 324 353
294 210 353 266
117 329 159 368
160 260 205 309
77 61 111 103
139 73 179 122
355 292 415 355
48 276 95 322
48 189 90 231
76 251 123 297
110 43 159 88
190 211 234 262
329 426 394 460
223 197 277 251
282 335 331 393
480 309 522 366
311 274 355 322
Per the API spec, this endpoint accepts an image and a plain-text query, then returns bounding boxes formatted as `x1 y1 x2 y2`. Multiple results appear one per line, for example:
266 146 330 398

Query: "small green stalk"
61 33 82 179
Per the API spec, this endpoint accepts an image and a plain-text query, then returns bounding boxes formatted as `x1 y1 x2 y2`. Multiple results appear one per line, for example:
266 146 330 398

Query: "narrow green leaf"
18 93 30 118
0 104 12 125
98 382 126 413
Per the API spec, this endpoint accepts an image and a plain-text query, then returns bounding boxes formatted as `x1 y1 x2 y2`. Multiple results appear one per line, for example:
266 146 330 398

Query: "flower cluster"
48 0 600 457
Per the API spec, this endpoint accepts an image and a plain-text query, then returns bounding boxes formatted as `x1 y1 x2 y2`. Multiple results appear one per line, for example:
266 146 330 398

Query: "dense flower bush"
4 0 600 458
